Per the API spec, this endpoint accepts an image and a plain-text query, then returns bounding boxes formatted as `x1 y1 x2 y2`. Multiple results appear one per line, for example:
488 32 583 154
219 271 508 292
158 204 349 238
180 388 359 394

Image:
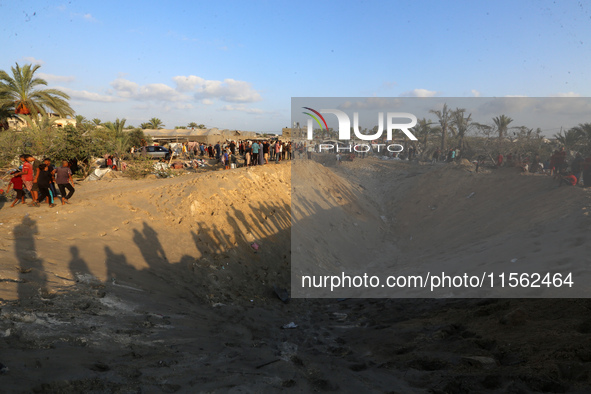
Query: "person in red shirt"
19 154 34 197
559 172 578 187
497 153 503 167
2 170 25 207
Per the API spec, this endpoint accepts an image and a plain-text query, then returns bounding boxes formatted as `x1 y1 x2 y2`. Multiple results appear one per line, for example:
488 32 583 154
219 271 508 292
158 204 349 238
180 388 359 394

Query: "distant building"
142 127 261 145
7 113 76 130
282 127 291 139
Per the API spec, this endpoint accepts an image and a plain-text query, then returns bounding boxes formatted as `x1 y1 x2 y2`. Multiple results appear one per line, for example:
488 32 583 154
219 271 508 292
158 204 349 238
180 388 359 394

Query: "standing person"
251 141 260 166
571 153 584 184
56 160 75 204
497 152 503 167
2 170 25 207
263 140 270 164
258 144 264 165
550 150 558 177
27 155 41 204
432 148 440 164
214 142 221 161
18 155 33 200
557 147 567 173
276 140 282 163
307 144 313 160
223 150 230 170
270 141 275 161
43 158 57 198
36 164 56 208
244 142 252 167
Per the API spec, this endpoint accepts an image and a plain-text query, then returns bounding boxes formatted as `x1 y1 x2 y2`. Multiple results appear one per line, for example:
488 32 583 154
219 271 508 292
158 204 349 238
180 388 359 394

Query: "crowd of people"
1 154 75 208
493 147 591 187
132 139 295 168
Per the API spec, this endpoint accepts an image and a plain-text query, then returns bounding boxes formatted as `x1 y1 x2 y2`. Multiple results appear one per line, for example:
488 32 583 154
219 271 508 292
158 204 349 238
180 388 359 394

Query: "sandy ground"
0 157 591 393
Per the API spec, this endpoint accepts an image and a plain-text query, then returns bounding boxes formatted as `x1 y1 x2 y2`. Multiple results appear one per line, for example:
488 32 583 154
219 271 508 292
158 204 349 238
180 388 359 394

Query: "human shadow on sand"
14 216 48 304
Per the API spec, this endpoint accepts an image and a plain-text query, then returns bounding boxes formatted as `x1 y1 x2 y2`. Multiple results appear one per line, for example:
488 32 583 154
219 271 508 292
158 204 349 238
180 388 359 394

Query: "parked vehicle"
135 146 171 160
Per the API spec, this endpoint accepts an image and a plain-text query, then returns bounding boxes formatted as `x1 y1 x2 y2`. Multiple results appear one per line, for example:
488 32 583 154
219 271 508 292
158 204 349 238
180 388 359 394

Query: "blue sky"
2 0 590 132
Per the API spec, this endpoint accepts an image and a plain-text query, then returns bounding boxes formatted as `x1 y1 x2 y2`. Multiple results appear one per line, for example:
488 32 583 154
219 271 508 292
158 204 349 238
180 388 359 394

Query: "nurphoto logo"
302 107 418 153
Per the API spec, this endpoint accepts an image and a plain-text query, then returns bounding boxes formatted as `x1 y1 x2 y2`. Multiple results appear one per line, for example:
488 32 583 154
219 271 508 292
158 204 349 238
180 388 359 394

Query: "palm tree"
187 122 198 129
411 117 436 151
147 117 164 129
91 118 102 126
0 63 74 123
554 128 583 152
571 123 591 143
102 118 127 138
102 118 130 157
572 123 591 155
429 103 452 151
492 115 513 141
0 104 16 129
450 108 472 152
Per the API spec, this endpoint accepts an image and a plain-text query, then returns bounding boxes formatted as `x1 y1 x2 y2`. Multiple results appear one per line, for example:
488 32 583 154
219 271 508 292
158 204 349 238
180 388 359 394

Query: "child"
224 150 230 170
35 164 56 208
3 170 25 207
55 160 75 204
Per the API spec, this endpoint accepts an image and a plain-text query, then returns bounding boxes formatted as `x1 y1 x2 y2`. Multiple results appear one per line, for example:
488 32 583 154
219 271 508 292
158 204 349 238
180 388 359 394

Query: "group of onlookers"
132 139 295 168
1 154 75 208
495 147 591 187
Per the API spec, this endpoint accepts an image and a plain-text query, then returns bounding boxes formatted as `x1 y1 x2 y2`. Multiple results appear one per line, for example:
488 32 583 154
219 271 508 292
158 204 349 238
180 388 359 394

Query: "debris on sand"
273 285 290 303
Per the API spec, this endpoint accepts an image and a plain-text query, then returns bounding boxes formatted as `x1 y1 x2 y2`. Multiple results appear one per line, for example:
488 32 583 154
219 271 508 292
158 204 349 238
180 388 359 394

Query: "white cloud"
551 92 582 97
173 75 205 92
220 104 265 114
69 12 97 22
56 87 123 102
175 103 194 110
471 89 481 97
21 56 44 65
338 97 402 110
172 75 261 102
139 83 188 102
109 78 138 98
399 89 438 97
38 72 75 84
202 99 213 105
110 78 190 102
